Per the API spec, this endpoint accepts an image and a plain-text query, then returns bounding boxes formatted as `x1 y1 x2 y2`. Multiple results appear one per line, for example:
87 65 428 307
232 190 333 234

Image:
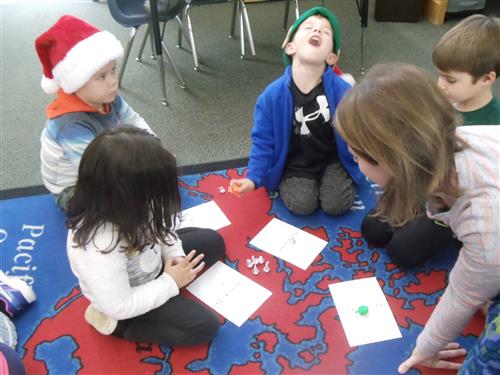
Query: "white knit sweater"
67 223 185 320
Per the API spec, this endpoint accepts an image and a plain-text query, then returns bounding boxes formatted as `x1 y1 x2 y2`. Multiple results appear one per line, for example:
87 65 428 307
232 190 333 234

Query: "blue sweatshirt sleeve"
246 93 276 188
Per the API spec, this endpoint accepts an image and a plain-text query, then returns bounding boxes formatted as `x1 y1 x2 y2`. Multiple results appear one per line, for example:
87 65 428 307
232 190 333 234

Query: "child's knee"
386 240 425 268
285 198 319 215
208 230 226 259
361 210 394 245
198 228 226 264
279 177 319 215
320 188 355 215
194 310 220 343
319 163 355 213
319 169 356 216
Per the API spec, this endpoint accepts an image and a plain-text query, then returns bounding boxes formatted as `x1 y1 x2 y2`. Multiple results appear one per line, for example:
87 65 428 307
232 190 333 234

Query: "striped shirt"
40 94 153 194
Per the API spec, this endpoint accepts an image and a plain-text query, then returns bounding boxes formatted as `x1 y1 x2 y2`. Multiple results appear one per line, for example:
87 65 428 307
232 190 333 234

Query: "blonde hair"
432 14 500 80
335 63 465 226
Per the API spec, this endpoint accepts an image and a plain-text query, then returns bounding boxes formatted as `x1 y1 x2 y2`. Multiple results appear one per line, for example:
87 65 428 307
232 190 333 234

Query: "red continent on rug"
1 167 483 374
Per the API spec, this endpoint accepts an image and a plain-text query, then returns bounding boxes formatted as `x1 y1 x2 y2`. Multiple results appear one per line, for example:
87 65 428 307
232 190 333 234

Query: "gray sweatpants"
279 162 356 216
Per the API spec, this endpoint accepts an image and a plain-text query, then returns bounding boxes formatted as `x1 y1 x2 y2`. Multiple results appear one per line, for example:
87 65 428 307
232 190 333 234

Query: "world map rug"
0 165 485 374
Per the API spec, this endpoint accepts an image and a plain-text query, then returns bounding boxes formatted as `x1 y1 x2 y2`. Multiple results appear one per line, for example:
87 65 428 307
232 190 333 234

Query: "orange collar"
46 91 111 119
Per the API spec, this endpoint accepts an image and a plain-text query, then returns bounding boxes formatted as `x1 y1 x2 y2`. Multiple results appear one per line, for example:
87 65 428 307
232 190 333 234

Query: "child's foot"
84 305 117 335
0 311 17 348
0 271 36 318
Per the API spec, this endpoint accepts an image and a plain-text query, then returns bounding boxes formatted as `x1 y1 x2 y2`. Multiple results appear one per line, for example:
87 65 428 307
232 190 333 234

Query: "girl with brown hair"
66 127 225 346
335 63 499 373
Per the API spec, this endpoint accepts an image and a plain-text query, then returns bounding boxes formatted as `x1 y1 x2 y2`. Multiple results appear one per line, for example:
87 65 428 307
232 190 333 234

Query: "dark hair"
66 127 180 253
432 14 500 80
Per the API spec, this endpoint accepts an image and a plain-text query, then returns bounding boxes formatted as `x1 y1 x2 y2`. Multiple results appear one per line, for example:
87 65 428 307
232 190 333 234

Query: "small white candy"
257 255 264 264
252 264 260 275
246 258 254 268
217 186 226 193
263 261 270 273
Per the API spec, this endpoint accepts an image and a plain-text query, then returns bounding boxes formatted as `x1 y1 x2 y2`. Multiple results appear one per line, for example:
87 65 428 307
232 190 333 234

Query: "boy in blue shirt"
230 7 361 215
35 15 154 210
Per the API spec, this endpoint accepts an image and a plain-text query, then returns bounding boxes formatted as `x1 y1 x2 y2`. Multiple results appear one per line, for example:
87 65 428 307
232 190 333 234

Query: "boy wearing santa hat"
35 15 154 210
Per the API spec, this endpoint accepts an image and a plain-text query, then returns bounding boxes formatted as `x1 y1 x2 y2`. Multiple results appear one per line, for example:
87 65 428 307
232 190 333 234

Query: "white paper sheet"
186 261 272 327
328 277 402 347
177 201 231 230
249 218 327 270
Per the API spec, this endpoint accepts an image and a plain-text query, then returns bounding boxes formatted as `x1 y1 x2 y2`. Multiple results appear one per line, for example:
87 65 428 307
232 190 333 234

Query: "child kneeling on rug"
361 14 500 268
66 127 225 346
335 63 499 374
230 6 362 215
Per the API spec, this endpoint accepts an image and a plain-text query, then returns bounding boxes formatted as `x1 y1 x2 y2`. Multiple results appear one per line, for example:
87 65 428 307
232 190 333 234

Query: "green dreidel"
357 305 369 316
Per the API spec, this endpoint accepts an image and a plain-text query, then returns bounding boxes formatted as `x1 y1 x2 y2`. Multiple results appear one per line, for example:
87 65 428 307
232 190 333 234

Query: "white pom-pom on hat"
40 75 60 95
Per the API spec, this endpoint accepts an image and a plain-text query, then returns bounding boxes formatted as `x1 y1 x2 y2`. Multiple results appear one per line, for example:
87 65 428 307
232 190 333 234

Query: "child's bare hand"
170 256 185 265
398 343 466 374
164 250 205 288
229 178 255 197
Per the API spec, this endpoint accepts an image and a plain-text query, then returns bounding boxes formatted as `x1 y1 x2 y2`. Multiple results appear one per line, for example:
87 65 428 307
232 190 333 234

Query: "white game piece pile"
246 255 268 275
263 261 270 273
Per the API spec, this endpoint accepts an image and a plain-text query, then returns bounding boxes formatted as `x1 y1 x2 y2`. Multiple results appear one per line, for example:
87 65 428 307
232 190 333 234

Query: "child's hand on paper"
171 256 185 265
229 178 255 197
165 250 205 288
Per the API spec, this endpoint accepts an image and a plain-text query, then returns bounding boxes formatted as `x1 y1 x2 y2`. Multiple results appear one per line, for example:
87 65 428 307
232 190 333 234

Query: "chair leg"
283 0 299 31
176 11 193 51
239 2 245 57
228 0 255 58
183 4 199 70
283 0 290 31
229 0 238 38
149 27 156 60
240 0 255 58
177 7 184 48
156 54 168 106
119 26 139 86
161 41 187 89
136 24 150 62
360 27 366 75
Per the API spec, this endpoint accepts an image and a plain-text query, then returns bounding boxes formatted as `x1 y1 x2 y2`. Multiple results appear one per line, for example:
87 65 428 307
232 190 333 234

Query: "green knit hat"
282 6 341 66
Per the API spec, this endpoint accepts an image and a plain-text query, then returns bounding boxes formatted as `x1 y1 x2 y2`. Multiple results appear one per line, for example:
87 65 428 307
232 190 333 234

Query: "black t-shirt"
284 80 338 179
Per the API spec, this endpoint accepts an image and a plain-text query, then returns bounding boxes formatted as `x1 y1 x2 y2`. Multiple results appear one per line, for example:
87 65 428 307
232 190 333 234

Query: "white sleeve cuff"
158 272 180 296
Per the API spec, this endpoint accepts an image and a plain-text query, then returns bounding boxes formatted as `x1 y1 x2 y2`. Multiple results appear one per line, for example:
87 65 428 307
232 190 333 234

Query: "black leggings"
361 210 462 268
112 227 225 346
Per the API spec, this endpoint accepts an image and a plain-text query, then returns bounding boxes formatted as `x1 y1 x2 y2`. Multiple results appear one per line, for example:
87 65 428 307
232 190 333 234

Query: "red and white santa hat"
35 15 123 94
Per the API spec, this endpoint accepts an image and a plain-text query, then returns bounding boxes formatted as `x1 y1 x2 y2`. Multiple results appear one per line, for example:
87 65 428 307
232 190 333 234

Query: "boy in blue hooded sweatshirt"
230 7 361 215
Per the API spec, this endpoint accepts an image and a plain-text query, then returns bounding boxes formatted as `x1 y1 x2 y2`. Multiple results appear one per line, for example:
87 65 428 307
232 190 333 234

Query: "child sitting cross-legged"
360 14 500 268
66 127 226 346
35 15 154 210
